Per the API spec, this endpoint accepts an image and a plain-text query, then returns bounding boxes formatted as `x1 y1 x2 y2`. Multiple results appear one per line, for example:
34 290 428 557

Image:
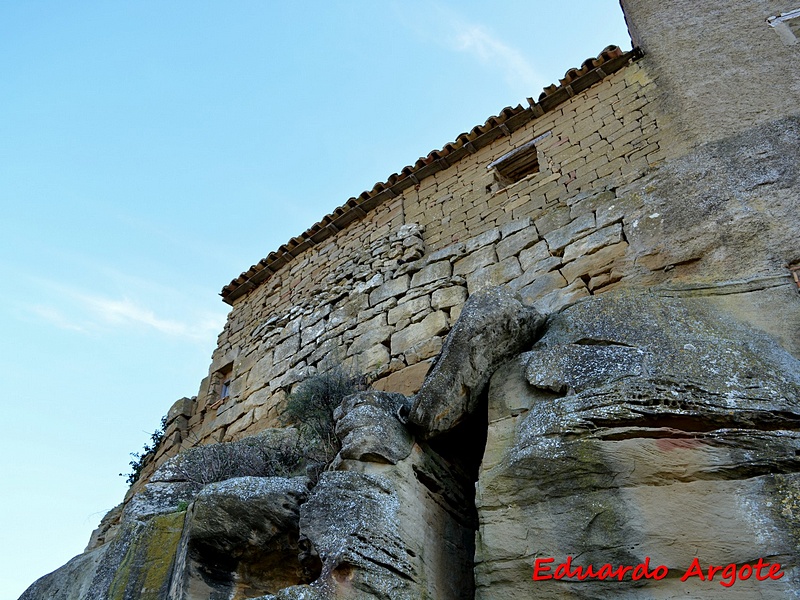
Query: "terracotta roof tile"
221 45 641 304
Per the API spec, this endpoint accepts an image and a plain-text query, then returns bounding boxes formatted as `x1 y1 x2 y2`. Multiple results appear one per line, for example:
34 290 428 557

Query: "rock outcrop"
409 286 544 438
20 287 800 599
475 291 800 598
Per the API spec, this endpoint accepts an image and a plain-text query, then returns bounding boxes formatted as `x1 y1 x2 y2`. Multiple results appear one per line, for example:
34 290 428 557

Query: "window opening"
768 9 800 45
209 363 234 410
487 131 551 188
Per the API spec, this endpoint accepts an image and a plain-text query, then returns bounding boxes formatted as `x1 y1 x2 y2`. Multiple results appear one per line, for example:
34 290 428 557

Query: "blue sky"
0 2 630 597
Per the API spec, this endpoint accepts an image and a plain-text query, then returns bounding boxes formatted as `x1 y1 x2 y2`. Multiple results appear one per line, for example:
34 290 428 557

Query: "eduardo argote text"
532 556 785 588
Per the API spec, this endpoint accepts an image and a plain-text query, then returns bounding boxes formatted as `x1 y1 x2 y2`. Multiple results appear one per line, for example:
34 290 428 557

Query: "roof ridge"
221 45 642 304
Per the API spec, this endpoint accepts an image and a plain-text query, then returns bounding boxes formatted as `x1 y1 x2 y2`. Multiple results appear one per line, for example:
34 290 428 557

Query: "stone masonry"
157 59 664 470
131 0 800 490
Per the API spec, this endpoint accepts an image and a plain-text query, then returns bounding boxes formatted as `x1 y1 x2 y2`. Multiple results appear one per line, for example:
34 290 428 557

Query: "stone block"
531 278 589 314
369 275 410 306
164 415 188 439
390 311 448 356
560 241 627 283
426 241 466 263
509 256 562 291
496 226 540 261
517 271 567 306
519 241 552 271
273 334 299 364
588 272 618 291
351 313 387 337
466 257 522 294
229 372 248 399
533 205 570 237
225 410 255 439
352 343 390 374
360 298 397 323
562 223 623 263
465 227 500 252
410 260 451 288
253 389 284 423
596 192 642 227
404 336 443 365
543 213 596 251
300 304 331 330
454 245 497 276
348 324 394 355
274 363 314 390
233 351 256 378
431 286 468 310
388 296 431 325
300 317 326 347
276 315 301 343
215 401 246 429
499 217 532 238
352 273 383 295
167 397 195 423
449 304 463 322
568 189 616 215
372 361 433 396
329 293 368 328
307 337 341 369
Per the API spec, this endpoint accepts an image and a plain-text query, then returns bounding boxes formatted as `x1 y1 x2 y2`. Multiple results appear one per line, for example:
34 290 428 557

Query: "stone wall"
138 2 800 485
140 0 800 479
156 60 666 460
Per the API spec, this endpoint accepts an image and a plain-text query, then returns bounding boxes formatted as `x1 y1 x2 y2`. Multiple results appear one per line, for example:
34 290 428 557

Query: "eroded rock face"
409 286 544 439
475 292 800 599
22 288 800 600
265 389 477 600
19 432 315 600
18 547 108 600
170 476 316 599
332 391 412 466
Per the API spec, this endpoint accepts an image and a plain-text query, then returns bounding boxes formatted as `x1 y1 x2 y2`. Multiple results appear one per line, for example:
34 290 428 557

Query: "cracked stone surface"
475 291 800 599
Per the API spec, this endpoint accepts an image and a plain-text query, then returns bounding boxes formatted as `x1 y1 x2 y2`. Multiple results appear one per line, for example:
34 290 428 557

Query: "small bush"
121 415 168 485
172 433 302 485
283 365 366 474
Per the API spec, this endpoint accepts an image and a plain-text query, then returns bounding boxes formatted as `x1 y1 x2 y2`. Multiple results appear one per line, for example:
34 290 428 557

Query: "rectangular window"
487 131 551 188
208 363 234 410
768 8 800 45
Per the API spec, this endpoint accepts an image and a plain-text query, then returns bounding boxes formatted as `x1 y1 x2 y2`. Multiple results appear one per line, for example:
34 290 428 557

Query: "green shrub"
283 365 366 475
121 415 167 485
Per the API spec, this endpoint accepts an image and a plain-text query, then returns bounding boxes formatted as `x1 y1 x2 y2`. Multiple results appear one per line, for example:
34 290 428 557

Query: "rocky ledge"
20 287 800 599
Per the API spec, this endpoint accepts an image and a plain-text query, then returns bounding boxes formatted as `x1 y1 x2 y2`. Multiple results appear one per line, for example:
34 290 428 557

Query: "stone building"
20 1 800 599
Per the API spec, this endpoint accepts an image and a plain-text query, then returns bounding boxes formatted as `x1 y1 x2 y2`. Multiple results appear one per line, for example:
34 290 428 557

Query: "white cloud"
452 24 545 92
29 305 86 332
26 280 226 342
394 2 547 95
77 294 219 339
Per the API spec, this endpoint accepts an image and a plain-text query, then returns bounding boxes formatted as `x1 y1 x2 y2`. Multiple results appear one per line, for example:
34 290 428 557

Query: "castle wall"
143 2 800 479
147 59 667 463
